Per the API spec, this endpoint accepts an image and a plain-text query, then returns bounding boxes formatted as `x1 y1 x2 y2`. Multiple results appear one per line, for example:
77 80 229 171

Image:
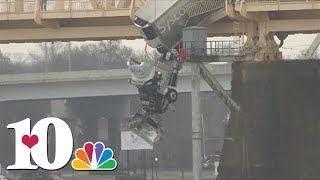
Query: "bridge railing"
0 1 14 12
181 41 243 61
65 1 93 11
24 0 36 12
240 0 320 3
236 0 320 3
0 0 126 14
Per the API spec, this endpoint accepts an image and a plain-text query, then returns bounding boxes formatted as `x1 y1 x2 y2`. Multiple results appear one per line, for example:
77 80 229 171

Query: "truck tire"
166 89 178 103
157 47 167 54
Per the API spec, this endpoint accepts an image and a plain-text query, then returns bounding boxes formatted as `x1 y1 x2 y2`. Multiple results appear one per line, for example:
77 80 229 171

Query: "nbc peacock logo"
72 142 117 170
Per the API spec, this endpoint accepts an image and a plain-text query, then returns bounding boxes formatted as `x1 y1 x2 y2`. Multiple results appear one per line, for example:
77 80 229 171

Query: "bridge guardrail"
0 0 127 14
181 41 243 61
0 1 14 12
233 0 320 3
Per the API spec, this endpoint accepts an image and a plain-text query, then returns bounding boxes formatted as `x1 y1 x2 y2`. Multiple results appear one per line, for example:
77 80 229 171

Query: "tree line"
0 41 157 74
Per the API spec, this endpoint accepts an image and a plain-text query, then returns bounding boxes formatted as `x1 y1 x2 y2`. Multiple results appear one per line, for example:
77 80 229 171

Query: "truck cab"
134 0 225 53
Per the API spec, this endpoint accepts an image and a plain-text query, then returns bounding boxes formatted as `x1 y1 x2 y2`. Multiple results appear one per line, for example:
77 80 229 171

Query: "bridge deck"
0 64 232 101
0 0 319 42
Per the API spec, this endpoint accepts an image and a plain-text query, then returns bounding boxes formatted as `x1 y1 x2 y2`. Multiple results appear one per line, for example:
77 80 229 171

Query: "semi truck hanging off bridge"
126 0 236 144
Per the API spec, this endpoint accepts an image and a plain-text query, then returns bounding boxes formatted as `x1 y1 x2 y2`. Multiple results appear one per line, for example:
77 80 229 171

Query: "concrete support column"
14 0 23 13
50 99 74 119
55 0 65 11
242 21 259 61
50 99 77 161
108 96 131 167
255 21 282 61
239 11 282 61
0 103 7 167
191 63 202 180
118 97 131 120
117 97 131 164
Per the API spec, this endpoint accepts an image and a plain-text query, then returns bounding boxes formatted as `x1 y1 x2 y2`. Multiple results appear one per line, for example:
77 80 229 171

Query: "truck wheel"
157 47 167 54
166 89 178 103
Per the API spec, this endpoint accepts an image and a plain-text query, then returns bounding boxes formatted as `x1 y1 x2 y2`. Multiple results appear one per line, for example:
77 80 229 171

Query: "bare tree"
84 40 135 69
0 50 17 74
25 40 143 72
28 42 67 72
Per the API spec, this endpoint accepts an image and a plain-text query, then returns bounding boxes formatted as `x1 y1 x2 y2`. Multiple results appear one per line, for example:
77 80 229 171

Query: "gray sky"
0 34 318 60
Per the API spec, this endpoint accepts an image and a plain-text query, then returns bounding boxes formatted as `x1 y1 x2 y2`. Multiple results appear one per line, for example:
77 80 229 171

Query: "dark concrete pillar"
50 99 79 160
0 103 8 167
218 61 320 180
108 96 131 166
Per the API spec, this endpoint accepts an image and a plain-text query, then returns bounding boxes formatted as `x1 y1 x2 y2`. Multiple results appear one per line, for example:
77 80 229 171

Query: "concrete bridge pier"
62 96 132 165
218 60 320 180
106 97 131 166
0 103 9 167
50 99 81 152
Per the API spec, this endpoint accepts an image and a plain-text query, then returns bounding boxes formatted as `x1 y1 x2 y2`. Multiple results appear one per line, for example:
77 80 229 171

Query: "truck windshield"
135 0 178 23
142 26 157 40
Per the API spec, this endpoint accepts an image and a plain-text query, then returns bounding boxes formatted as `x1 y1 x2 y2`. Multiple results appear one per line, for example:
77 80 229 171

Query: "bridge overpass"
0 63 231 101
0 0 320 43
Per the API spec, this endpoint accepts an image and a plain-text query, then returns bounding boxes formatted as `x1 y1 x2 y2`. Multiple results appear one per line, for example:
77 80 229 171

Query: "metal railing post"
229 41 231 56
105 0 109 9
191 42 193 57
210 41 213 56
5 0 9 12
215 41 217 56
15 0 23 13
55 0 65 11
69 0 72 11
222 41 224 56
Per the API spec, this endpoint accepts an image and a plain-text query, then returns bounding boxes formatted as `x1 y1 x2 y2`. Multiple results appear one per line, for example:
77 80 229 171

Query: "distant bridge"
0 64 231 101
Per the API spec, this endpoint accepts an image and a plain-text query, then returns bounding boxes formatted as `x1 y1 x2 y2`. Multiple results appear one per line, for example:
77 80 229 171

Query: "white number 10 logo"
7 118 73 170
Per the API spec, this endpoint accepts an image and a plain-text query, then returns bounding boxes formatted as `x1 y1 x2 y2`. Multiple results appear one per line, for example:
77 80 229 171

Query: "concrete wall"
218 60 320 180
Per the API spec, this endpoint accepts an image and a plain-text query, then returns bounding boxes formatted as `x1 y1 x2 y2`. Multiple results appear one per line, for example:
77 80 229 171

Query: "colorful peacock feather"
72 142 117 170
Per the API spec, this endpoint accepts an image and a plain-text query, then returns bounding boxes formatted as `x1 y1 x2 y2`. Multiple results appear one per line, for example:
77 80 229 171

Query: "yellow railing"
0 0 129 13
